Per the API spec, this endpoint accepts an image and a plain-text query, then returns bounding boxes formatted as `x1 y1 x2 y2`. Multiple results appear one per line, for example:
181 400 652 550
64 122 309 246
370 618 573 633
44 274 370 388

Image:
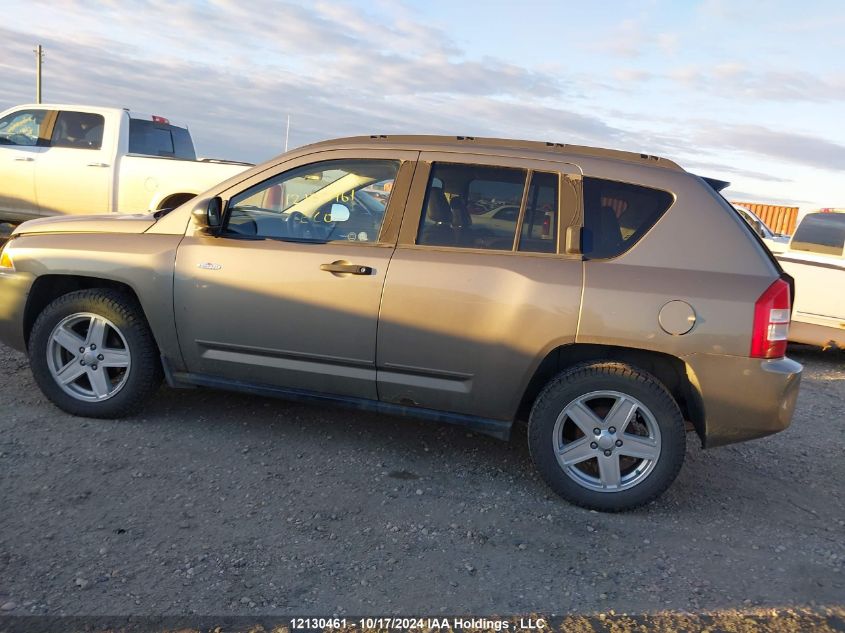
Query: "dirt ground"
0 342 842 616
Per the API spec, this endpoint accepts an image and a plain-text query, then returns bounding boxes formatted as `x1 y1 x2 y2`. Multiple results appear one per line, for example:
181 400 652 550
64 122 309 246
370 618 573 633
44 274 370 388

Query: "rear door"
376 152 584 421
35 109 113 215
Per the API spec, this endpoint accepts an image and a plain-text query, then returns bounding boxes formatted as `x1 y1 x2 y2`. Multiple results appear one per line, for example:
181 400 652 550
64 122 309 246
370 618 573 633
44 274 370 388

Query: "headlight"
0 241 14 271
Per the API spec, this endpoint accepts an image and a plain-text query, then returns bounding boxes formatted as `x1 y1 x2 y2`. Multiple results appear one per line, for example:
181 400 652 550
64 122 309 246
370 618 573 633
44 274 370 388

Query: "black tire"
28 288 162 418
528 361 685 512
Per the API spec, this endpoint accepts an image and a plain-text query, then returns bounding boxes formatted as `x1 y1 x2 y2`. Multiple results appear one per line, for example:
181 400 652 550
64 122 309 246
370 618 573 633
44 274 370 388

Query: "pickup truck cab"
0 135 802 511
777 212 845 348
0 103 251 223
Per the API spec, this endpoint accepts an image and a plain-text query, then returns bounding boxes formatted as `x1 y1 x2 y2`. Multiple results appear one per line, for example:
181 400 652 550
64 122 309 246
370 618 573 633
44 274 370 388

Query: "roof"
5 104 186 128
298 134 684 172
10 103 125 115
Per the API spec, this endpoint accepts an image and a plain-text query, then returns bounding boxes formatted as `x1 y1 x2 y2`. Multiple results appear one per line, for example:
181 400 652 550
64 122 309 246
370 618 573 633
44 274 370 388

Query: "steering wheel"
286 211 313 239
3 133 35 146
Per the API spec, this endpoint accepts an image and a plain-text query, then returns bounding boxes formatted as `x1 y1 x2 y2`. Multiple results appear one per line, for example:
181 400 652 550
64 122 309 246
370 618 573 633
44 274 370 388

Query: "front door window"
0 109 47 146
226 159 400 244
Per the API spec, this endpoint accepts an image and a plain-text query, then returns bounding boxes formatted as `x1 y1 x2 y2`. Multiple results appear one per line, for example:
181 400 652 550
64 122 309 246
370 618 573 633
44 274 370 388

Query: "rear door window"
519 172 559 253
417 163 527 250
790 213 845 257
128 119 197 160
583 178 674 259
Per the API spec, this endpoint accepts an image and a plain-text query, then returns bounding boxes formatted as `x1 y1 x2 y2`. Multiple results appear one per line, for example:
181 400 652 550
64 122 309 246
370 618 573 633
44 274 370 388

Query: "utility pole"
34 44 44 103
284 114 291 153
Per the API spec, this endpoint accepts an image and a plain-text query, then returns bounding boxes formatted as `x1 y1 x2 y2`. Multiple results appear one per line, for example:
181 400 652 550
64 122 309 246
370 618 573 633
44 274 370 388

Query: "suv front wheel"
528 361 686 511
28 289 163 418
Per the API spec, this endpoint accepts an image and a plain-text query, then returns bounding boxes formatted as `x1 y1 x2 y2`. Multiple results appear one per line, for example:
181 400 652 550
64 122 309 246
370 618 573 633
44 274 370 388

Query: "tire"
528 361 685 512
28 288 163 418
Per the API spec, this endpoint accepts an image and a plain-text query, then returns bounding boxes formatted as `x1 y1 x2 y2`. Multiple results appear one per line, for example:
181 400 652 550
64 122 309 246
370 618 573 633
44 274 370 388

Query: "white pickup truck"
776 212 845 349
0 103 251 223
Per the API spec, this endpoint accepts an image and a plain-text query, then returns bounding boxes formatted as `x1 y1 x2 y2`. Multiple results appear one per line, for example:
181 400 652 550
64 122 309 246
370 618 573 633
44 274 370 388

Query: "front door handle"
86 162 110 168
13 157 34 162
320 262 373 275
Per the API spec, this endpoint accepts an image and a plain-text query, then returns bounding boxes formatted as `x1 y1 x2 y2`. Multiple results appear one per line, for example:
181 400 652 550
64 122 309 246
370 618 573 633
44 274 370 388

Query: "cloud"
613 68 653 83
682 160 792 183
0 13 610 163
1 0 841 210
724 189 811 207
666 63 845 102
697 124 845 172
656 33 679 56
595 18 645 58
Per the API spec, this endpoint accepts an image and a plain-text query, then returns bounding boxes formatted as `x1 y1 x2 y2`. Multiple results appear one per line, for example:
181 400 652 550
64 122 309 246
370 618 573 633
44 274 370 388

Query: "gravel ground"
0 342 842 616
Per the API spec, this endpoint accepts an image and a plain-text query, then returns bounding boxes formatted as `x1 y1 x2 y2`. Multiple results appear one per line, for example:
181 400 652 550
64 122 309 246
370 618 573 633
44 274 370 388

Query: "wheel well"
517 344 705 443
157 193 196 210
23 275 146 348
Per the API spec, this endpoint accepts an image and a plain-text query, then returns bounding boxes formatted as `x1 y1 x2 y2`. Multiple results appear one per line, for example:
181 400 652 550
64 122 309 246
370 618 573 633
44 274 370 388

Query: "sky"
1 0 843 210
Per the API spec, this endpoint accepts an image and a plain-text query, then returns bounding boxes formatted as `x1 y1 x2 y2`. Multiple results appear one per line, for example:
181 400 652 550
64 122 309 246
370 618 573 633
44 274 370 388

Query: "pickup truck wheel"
528 361 685 512
28 289 162 418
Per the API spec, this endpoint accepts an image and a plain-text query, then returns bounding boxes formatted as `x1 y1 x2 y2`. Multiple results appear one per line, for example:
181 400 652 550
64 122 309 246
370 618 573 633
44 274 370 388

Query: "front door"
0 108 49 221
173 150 417 399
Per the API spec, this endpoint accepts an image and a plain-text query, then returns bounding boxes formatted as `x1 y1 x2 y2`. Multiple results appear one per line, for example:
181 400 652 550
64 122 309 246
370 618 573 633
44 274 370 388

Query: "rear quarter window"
790 213 845 257
128 119 196 160
583 177 674 259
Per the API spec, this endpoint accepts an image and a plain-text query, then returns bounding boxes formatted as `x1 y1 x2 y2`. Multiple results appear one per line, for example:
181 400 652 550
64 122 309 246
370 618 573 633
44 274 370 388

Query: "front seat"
420 188 456 246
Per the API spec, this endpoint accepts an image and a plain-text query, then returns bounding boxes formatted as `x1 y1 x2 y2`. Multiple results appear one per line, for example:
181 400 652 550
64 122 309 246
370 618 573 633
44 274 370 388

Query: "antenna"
285 114 290 152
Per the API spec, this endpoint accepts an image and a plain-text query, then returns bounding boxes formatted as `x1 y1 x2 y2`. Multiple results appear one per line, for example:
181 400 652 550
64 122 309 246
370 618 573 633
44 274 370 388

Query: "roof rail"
298 134 683 171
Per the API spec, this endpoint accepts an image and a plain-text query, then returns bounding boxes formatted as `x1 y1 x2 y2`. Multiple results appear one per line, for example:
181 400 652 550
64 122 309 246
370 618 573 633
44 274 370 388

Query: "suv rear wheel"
528 361 685 511
29 289 162 418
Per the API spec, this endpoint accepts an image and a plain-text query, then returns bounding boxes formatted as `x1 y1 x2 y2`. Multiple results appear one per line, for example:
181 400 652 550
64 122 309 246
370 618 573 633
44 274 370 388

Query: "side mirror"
327 203 350 223
192 197 224 232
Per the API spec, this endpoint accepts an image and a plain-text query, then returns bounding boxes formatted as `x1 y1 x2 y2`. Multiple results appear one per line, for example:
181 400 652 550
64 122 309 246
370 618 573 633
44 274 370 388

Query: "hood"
12 213 157 236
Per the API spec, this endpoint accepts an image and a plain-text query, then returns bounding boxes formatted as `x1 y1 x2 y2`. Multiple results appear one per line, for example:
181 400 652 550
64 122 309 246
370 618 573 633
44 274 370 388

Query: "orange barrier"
731 201 799 235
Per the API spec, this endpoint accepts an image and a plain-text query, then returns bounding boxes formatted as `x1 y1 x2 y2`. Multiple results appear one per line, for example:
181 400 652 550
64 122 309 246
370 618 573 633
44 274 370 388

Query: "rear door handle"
13 157 34 162
320 262 373 275
86 162 110 167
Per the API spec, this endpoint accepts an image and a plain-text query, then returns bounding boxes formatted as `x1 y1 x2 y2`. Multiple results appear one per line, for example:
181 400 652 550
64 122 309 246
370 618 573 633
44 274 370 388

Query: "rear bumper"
684 353 802 448
0 269 35 353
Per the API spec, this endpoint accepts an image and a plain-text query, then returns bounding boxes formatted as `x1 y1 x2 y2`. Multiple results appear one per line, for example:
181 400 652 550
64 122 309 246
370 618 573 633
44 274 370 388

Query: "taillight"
750 278 791 359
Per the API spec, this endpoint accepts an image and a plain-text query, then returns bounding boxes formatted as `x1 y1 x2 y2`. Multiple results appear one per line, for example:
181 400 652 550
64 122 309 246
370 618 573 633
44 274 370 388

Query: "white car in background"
732 203 790 254
471 204 521 236
0 103 251 223
776 212 845 349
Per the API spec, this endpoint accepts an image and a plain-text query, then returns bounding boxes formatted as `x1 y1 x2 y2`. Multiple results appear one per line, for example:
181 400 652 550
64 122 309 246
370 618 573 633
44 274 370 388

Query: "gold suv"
0 136 803 511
